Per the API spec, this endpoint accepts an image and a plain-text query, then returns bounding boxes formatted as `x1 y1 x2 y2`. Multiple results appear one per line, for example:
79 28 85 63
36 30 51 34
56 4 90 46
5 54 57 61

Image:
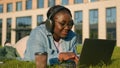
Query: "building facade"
0 0 120 46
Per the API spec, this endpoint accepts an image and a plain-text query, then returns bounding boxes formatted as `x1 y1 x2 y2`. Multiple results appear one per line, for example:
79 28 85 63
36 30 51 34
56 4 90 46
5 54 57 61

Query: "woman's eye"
60 23 65 26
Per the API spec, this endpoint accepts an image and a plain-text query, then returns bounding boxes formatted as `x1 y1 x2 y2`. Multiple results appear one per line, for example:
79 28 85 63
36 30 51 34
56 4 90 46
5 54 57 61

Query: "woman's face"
53 10 73 41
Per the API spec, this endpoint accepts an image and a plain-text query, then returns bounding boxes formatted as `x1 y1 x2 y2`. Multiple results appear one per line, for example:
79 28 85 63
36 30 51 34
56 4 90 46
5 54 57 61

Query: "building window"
106 7 116 40
89 9 98 39
74 11 83 24
90 0 99 2
26 0 32 10
16 1 22 11
74 11 83 44
0 4 3 13
16 16 31 42
89 0 99 2
0 19 2 45
7 3 13 12
7 18 12 42
37 15 43 26
74 0 83 4
37 0 44 8
61 0 68 5
48 0 55 7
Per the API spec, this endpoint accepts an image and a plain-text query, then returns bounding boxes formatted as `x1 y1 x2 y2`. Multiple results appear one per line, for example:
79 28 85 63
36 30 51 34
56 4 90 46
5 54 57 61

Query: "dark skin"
53 10 79 64
53 10 72 42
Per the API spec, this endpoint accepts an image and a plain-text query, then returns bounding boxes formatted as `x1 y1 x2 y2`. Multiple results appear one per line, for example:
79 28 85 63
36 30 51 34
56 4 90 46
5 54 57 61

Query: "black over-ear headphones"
45 6 69 33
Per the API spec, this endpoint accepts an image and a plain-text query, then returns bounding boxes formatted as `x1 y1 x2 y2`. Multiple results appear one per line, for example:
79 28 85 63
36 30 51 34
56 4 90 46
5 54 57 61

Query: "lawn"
0 45 120 68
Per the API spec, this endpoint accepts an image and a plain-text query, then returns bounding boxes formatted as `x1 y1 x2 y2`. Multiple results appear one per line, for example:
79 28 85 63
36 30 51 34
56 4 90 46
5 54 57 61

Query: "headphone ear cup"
45 19 53 32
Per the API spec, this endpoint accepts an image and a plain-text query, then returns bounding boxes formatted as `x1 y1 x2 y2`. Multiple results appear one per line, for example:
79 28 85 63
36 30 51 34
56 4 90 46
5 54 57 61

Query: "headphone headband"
48 7 66 20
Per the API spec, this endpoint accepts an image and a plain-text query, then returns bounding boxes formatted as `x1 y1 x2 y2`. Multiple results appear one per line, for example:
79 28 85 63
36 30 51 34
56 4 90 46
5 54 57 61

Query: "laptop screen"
78 38 116 67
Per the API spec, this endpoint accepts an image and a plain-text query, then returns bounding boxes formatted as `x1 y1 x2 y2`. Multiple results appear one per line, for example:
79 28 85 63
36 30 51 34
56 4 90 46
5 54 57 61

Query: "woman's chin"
61 35 67 38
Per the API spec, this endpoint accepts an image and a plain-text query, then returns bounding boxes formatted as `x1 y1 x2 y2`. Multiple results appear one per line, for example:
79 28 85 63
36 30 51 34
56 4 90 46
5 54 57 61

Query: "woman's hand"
58 52 79 64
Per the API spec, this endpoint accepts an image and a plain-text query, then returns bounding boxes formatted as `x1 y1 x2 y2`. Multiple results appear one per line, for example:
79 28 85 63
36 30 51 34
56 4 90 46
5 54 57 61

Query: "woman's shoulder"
30 23 52 36
68 30 76 37
65 30 76 41
32 23 46 32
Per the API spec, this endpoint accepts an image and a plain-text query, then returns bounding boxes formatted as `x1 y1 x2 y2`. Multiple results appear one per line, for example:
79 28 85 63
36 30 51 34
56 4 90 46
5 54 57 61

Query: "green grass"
0 45 120 68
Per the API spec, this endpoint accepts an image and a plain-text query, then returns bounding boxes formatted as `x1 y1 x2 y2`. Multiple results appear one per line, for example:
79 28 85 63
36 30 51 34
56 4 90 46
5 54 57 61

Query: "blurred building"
0 0 120 46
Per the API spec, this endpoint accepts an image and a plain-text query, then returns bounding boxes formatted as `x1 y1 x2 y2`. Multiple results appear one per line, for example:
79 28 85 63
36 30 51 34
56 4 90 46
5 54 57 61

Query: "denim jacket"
24 24 77 65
